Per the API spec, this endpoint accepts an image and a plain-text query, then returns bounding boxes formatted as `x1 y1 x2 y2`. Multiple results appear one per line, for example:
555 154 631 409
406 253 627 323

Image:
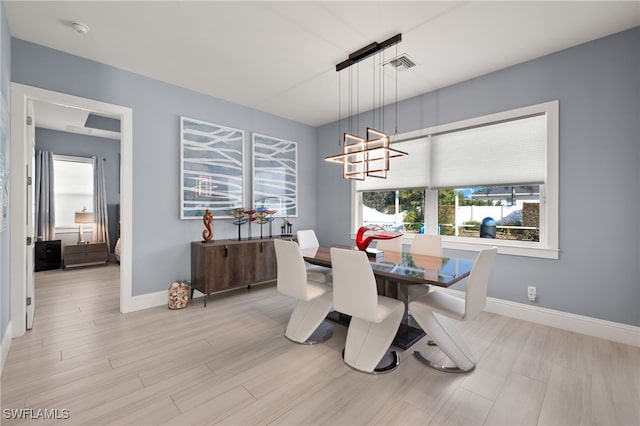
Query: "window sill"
441 237 559 259
350 232 559 259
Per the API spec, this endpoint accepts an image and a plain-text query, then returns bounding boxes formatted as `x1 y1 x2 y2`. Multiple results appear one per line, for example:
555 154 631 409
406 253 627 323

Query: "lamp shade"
74 211 94 224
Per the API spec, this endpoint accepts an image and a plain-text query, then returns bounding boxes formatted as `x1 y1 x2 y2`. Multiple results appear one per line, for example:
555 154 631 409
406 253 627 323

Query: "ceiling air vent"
383 54 417 71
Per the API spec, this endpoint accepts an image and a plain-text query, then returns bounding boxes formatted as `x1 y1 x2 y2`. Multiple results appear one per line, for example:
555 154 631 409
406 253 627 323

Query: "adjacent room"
1 1 638 425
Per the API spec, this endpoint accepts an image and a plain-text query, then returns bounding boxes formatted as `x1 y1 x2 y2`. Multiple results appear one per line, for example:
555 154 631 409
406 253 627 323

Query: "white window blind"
429 114 547 189
355 137 430 191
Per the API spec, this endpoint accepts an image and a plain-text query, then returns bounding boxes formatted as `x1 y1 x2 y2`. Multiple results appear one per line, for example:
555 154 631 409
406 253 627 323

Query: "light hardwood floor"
2 264 639 425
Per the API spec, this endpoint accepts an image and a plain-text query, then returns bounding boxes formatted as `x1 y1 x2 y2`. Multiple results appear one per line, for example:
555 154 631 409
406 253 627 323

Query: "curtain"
92 157 110 248
35 150 56 240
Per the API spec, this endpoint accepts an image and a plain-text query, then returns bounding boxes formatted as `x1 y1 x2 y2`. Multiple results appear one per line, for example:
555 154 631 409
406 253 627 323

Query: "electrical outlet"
527 286 537 301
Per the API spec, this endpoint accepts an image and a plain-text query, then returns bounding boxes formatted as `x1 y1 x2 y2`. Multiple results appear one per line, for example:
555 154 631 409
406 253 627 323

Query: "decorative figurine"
255 207 275 239
281 217 293 237
244 209 256 239
202 209 214 242
266 210 277 238
355 226 402 251
232 207 247 241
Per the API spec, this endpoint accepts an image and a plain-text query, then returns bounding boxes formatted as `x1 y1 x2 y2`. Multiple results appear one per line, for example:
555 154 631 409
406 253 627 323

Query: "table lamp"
74 207 94 244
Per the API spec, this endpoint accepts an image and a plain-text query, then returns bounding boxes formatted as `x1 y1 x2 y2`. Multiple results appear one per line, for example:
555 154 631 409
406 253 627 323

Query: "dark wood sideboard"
191 238 283 306
63 242 109 269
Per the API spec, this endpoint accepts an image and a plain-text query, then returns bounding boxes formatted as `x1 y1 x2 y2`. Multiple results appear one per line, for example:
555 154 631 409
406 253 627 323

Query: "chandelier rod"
336 33 402 72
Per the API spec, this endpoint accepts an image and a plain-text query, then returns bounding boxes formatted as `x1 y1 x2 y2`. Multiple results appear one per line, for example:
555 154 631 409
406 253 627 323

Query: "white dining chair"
408 247 497 372
296 229 332 283
330 247 404 374
375 235 403 252
274 239 333 344
410 234 442 257
408 233 442 300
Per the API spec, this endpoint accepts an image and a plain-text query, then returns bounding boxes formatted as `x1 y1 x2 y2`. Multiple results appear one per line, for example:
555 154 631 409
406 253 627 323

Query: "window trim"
351 100 559 259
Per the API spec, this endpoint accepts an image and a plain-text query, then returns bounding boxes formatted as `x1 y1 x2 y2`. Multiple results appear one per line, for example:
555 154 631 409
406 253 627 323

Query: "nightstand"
63 242 109 269
35 240 62 271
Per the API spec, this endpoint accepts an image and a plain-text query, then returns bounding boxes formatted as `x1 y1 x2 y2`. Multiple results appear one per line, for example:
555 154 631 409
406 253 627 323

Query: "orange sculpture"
202 209 214 242
355 226 403 251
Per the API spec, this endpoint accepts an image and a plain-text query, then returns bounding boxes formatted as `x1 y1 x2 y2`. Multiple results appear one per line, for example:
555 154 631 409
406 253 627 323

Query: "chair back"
410 234 442 257
463 247 498 320
274 239 309 300
330 248 380 322
297 229 320 250
375 236 402 252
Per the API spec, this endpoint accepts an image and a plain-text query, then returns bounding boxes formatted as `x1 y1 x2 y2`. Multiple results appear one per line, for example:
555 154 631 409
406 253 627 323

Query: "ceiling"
33 100 121 140
6 1 640 128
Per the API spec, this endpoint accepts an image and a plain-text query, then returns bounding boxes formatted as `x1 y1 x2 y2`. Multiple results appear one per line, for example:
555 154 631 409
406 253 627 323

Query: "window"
352 101 559 259
438 185 540 242
363 190 425 233
53 155 94 228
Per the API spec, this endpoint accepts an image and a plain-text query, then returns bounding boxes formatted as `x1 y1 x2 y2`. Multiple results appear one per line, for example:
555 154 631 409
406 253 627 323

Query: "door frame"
10 83 133 337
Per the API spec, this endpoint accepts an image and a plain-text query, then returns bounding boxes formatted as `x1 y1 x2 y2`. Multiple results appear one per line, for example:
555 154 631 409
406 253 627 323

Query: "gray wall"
35 128 120 251
12 39 318 297
1 0 11 342
8 25 639 327
317 27 640 327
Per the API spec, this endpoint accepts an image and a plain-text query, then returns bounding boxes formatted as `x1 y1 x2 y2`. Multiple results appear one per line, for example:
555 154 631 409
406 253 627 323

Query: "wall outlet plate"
527 286 537 301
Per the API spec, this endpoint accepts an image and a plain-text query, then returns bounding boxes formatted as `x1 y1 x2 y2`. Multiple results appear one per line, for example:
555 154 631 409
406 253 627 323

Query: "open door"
26 99 35 329
11 83 133 338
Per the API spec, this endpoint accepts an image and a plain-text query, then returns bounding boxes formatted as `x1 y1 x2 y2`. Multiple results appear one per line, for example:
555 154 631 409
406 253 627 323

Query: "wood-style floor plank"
1 264 638 426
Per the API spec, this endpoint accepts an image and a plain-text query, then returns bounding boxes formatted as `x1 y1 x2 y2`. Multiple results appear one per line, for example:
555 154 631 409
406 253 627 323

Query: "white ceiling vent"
383 54 417 71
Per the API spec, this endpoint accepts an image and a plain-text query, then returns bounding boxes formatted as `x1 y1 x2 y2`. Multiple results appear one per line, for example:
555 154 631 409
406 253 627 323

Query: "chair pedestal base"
341 302 404 374
408 307 477 372
413 350 474 373
286 321 333 345
342 349 399 374
284 291 333 344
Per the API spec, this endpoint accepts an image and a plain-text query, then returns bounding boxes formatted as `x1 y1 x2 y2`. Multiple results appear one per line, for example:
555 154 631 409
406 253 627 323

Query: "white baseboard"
441 288 640 347
122 281 276 313
122 290 167 313
121 286 639 347
1 321 13 373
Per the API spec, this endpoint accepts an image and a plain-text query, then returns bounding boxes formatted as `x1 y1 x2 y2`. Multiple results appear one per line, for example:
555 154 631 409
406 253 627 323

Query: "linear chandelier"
325 33 408 181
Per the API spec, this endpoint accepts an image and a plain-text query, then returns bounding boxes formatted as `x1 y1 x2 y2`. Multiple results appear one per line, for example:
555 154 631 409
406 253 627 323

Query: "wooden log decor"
168 281 190 309
202 209 214 242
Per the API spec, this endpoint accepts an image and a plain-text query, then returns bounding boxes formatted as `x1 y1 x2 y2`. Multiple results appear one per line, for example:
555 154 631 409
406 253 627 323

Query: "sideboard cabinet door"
245 240 277 284
211 244 246 291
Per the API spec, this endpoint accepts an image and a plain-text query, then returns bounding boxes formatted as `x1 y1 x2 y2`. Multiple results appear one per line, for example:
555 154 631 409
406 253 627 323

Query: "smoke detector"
383 53 417 71
71 22 90 35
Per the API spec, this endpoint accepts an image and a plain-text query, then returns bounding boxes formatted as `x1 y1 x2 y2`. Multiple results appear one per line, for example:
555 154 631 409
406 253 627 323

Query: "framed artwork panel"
0 93 9 231
252 133 297 217
180 117 245 219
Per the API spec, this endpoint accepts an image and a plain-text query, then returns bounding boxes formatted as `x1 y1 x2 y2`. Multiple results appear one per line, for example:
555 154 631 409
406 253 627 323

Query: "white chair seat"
375 296 404 323
413 291 465 320
306 263 333 284
304 281 332 301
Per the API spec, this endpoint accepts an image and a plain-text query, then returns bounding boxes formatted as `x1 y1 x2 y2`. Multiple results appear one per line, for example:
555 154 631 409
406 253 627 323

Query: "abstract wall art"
180 117 245 219
0 93 9 231
252 133 297 217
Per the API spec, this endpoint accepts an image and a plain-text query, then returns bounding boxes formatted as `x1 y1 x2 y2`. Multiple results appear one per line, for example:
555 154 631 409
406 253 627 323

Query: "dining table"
301 245 475 350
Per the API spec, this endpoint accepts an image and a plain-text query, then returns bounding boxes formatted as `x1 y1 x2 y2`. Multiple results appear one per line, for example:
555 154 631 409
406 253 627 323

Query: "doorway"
10 83 133 337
